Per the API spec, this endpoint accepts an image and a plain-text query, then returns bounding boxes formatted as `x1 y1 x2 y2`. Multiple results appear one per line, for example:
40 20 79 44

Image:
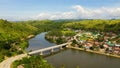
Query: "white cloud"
72 5 120 19
33 5 120 20
0 16 31 21
1 5 120 21
33 11 76 20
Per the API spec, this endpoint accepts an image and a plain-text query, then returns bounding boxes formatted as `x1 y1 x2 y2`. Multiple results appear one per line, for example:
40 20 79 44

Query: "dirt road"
0 54 27 68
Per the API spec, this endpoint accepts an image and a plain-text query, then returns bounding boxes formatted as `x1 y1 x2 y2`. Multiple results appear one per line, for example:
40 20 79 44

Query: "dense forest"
0 19 64 62
0 19 120 64
12 56 53 68
62 19 120 33
45 19 120 44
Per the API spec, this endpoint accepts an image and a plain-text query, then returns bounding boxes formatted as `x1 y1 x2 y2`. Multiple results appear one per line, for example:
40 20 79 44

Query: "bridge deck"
28 43 68 55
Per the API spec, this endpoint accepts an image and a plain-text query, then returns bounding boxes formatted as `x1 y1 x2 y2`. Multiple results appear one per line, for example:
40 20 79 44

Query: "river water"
27 33 120 68
26 32 56 51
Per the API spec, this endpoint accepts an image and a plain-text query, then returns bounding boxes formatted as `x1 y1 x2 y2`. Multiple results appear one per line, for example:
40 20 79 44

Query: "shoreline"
0 33 38 68
67 46 120 59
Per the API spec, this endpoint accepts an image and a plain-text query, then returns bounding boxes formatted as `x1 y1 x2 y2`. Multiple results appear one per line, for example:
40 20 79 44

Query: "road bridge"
28 43 69 55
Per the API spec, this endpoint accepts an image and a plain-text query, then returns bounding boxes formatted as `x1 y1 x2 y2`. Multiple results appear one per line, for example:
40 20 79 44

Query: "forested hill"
63 19 120 33
0 19 120 62
0 19 62 62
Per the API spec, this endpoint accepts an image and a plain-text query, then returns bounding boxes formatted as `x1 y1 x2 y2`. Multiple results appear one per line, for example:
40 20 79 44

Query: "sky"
0 0 120 21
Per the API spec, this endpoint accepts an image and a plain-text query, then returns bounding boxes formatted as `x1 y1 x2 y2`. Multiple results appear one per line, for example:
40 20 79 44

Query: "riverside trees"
63 19 120 33
0 19 120 62
0 19 61 62
12 56 54 68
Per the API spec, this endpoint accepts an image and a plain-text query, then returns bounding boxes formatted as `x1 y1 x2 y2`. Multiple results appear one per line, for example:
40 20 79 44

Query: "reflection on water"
26 32 120 68
26 32 56 51
45 49 120 68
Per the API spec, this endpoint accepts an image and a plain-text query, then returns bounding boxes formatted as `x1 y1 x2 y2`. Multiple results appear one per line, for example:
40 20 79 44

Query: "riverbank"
0 34 35 68
67 46 120 58
0 54 27 68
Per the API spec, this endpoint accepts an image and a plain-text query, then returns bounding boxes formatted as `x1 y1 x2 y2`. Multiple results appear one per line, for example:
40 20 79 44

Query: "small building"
103 44 109 48
106 41 115 47
113 44 120 54
105 41 115 53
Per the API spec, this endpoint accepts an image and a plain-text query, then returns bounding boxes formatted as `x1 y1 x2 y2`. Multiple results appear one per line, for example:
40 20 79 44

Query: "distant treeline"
0 19 120 62
45 19 120 44
0 19 64 62
63 19 120 33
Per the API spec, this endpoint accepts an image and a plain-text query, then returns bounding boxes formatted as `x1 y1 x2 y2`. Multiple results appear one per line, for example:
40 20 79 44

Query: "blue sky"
0 0 120 20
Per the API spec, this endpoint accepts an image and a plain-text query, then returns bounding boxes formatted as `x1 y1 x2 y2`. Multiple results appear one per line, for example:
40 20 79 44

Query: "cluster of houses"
74 31 120 55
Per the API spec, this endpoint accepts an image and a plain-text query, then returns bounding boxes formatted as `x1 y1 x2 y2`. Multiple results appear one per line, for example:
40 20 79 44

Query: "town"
70 30 120 56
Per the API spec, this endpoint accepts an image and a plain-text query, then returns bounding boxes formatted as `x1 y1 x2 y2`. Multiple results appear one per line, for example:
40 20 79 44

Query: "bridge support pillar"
60 46 63 50
51 48 54 53
40 51 43 55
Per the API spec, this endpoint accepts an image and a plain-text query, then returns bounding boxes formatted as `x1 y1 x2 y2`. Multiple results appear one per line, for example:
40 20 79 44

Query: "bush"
90 47 94 50
12 56 54 68
100 45 104 49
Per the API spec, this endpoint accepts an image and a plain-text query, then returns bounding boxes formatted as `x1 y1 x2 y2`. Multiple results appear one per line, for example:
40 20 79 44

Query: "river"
26 32 56 51
27 32 120 68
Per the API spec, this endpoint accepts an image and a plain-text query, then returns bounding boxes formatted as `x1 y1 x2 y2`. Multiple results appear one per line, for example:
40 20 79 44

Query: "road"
29 43 68 55
0 54 27 68
0 33 79 68
0 43 70 68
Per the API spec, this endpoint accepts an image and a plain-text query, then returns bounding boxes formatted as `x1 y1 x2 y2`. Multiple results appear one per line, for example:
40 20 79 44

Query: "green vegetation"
0 19 120 62
0 19 64 62
12 56 54 68
46 29 75 37
71 40 77 46
46 29 75 44
63 19 120 33
61 30 76 37
0 19 35 62
79 34 88 41
46 19 120 45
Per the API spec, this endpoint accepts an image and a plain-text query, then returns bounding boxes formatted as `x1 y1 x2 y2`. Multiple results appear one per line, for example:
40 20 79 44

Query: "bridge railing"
28 43 69 55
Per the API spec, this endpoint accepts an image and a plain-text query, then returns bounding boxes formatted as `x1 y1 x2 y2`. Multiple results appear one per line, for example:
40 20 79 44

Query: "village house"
113 44 120 54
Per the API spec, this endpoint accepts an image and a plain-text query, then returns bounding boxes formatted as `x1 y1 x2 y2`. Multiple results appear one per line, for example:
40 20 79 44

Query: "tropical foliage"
0 19 120 62
12 56 54 68
0 19 63 62
63 19 120 33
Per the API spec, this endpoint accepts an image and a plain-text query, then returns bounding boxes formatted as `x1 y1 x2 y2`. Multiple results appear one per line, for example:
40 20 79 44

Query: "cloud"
33 5 120 20
33 12 77 20
1 5 120 21
0 16 33 21
72 5 120 19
